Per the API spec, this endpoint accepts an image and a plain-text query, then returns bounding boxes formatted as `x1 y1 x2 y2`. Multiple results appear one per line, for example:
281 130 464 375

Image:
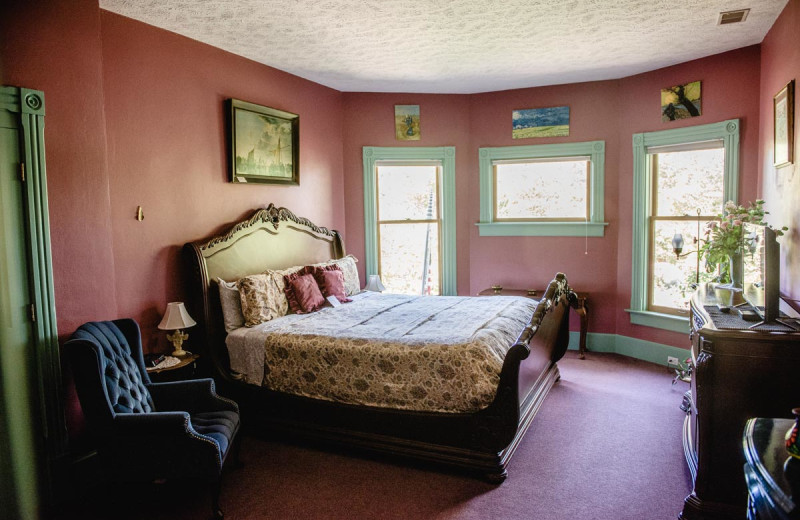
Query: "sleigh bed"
183 204 572 481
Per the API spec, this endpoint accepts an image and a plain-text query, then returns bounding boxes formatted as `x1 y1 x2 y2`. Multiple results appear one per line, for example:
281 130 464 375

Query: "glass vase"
719 252 743 291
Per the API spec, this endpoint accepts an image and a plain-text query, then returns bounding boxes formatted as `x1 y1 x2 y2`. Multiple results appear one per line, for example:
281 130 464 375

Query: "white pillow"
217 278 245 332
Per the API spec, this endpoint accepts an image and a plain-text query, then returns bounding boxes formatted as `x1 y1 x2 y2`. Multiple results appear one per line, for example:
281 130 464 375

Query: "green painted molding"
627 310 690 334
477 140 607 237
630 119 740 331
477 221 607 237
567 331 690 366
1 86 64 513
362 146 457 295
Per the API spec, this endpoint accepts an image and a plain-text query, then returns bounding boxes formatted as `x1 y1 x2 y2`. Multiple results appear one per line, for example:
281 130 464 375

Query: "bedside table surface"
146 353 199 374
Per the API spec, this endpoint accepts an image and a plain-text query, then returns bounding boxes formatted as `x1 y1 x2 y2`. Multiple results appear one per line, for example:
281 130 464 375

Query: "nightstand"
146 353 200 383
743 417 799 520
478 286 589 359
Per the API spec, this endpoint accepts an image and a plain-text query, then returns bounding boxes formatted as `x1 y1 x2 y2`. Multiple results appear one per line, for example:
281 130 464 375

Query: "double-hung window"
477 141 606 236
363 147 456 295
630 120 740 331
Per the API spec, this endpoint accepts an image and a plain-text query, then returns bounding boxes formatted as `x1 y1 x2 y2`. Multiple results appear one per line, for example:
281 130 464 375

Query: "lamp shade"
364 274 386 292
671 233 685 255
157 302 196 331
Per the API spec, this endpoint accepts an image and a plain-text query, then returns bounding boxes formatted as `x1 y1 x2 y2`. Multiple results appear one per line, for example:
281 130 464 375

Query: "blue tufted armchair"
65 319 240 519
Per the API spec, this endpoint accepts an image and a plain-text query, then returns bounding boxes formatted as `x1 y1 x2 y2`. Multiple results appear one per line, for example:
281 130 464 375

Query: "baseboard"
567 331 690 366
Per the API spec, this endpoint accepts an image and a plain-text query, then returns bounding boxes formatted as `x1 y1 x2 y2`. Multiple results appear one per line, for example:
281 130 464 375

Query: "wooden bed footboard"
183 204 573 481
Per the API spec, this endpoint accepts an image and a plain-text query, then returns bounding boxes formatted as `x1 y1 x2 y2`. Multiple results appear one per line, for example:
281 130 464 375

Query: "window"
477 141 606 236
630 120 740 332
363 147 456 295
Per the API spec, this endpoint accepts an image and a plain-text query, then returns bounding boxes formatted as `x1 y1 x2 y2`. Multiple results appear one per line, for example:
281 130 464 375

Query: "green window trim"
477 140 607 237
629 119 740 331
362 146 457 295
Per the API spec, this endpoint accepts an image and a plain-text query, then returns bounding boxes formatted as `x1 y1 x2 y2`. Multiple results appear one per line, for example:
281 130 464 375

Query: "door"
0 103 39 519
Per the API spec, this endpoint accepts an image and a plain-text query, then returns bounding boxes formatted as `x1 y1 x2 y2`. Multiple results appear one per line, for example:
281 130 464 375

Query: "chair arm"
108 412 223 479
147 379 239 415
113 411 193 436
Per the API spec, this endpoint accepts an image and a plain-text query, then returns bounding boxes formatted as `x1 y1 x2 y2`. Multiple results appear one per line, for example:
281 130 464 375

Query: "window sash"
375 163 443 295
492 158 591 222
629 119 740 332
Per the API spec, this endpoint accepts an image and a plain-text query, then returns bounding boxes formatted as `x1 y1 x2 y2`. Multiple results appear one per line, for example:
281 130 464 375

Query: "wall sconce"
364 274 386 292
670 209 703 286
157 302 196 357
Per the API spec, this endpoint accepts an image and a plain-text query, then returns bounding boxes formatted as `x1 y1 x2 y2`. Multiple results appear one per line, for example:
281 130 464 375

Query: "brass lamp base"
166 329 190 357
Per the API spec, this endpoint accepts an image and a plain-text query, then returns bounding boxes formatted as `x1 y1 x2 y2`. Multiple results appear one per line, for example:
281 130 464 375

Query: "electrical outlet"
667 356 679 366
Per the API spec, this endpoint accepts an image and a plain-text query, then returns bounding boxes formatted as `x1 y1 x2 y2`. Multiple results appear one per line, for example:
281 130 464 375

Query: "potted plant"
699 200 786 288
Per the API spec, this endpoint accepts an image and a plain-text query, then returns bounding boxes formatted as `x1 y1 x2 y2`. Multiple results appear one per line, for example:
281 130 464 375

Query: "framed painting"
512 106 569 138
395 105 420 140
229 98 299 184
661 80 701 122
774 80 794 168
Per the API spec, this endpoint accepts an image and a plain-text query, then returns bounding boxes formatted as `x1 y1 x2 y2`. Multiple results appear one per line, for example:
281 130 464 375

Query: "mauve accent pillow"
284 271 325 314
313 265 351 303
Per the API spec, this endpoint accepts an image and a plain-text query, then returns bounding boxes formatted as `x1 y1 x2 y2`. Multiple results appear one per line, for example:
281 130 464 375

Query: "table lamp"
364 274 386 292
157 302 196 357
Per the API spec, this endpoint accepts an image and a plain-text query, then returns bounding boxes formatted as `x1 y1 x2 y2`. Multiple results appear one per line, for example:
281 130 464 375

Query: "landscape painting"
661 80 702 122
395 105 420 140
230 98 299 184
512 106 570 138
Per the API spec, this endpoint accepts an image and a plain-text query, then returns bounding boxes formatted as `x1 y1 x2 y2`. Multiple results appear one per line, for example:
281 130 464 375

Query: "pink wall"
759 0 800 306
342 94 472 293
343 47 763 347
0 0 119 337
0 0 779 355
100 12 345 351
467 81 621 336
615 46 763 347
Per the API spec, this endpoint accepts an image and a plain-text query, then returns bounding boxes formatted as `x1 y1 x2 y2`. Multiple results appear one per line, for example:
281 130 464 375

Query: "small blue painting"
512 106 570 138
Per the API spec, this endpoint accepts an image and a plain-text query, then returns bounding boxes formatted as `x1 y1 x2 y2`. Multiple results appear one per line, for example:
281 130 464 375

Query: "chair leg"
211 480 224 520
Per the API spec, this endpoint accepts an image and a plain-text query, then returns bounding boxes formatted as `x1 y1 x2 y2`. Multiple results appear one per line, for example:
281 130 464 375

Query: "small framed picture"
229 98 299 184
394 105 420 140
774 80 795 168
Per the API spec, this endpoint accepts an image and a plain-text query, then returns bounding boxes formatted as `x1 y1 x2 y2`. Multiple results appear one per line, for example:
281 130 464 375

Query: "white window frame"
362 146 457 295
629 119 740 332
476 141 607 236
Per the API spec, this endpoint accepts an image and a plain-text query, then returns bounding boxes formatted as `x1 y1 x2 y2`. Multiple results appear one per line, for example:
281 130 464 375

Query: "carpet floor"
54 351 692 519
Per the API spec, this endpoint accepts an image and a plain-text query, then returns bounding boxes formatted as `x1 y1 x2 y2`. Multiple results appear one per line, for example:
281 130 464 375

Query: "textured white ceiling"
100 0 788 94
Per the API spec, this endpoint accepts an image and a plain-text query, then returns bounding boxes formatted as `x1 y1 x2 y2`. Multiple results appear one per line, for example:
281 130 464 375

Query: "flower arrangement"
699 200 787 281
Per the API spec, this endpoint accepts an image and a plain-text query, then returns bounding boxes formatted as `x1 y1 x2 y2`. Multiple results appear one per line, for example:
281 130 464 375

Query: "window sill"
627 309 689 334
476 221 607 237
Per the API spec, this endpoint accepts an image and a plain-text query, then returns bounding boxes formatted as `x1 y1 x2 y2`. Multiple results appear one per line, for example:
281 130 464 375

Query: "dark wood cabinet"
681 285 800 519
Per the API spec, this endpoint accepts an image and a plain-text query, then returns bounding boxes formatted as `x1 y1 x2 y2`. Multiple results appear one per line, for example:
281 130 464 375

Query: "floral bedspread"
226 292 537 413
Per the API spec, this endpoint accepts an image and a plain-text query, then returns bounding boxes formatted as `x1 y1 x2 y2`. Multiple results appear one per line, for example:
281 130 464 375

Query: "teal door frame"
0 86 65 514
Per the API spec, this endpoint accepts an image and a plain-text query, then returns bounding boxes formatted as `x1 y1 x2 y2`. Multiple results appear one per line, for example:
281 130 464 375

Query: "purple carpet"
54 351 692 519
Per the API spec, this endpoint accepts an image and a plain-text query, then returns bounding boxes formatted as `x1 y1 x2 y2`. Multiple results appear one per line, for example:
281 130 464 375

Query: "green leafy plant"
699 200 787 281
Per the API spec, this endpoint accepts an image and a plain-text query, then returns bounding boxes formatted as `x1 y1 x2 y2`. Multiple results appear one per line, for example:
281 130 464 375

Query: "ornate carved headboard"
183 204 345 382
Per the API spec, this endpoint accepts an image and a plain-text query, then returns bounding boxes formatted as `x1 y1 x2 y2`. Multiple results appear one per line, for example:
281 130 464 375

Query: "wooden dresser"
681 285 800 519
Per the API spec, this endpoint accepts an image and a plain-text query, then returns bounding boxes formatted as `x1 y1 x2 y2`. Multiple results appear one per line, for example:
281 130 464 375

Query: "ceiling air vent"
718 8 750 25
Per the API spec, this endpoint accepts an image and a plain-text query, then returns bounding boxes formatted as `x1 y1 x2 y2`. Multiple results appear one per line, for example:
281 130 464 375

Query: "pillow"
238 265 303 327
284 269 326 314
322 255 360 296
313 265 352 303
217 278 245 332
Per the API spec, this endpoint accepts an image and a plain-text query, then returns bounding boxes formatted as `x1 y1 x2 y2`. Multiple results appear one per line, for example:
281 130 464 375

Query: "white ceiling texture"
100 0 789 94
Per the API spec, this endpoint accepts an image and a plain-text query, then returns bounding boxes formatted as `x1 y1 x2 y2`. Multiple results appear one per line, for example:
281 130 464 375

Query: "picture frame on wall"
229 98 299 184
774 80 795 168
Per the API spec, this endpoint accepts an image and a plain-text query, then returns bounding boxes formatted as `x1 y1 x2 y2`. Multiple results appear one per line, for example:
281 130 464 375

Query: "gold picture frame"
229 98 299 184
774 80 795 168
